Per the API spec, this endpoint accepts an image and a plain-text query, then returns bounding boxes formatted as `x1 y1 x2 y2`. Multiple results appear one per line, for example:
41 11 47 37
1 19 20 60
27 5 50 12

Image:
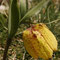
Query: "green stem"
3 37 12 60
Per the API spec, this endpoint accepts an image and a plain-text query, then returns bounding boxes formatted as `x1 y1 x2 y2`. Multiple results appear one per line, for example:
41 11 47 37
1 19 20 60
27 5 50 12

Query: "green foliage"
8 0 19 38
20 0 28 19
0 14 7 29
0 0 60 60
19 0 50 23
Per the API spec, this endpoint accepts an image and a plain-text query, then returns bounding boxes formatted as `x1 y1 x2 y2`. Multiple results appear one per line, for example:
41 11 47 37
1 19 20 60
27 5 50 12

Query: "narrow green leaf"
0 14 7 28
19 0 50 23
20 0 28 18
26 0 28 12
8 0 19 38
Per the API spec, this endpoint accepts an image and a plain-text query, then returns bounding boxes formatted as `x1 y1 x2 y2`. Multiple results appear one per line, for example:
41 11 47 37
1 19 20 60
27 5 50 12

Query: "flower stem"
3 37 12 60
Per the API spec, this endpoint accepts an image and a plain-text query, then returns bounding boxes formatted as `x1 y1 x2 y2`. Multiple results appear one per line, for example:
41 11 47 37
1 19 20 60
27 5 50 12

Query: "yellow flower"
23 23 58 60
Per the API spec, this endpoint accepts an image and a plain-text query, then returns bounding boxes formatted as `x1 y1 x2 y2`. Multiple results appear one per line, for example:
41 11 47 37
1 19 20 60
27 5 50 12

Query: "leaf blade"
19 0 50 23
8 0 19 38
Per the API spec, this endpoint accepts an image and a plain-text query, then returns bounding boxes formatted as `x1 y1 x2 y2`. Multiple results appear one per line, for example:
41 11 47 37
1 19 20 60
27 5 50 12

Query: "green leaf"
8 0 19 38
20 0 28 19
19 0 50 23
0 14 7 29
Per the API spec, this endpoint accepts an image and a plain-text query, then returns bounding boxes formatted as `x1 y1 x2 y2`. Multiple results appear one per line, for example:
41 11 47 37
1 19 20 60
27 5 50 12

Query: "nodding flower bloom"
23 23 58 60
